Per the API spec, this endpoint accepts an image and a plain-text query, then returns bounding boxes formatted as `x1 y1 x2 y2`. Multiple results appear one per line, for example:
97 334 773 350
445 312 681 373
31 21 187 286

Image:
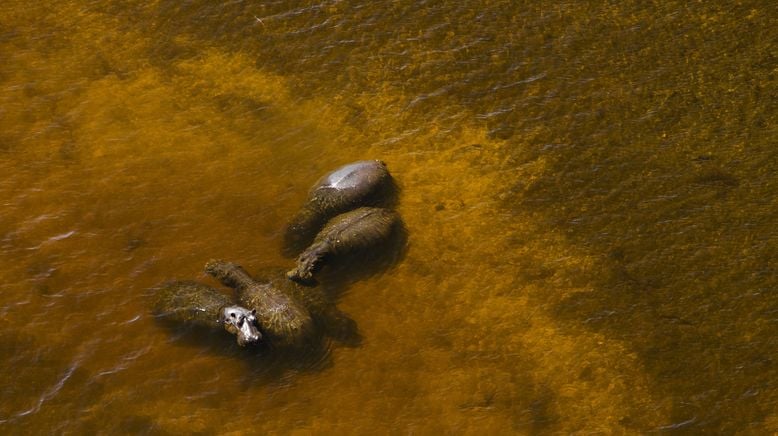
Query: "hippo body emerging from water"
205 260 315 347
287 207 399 284
152 281 261 346
284 160 394 254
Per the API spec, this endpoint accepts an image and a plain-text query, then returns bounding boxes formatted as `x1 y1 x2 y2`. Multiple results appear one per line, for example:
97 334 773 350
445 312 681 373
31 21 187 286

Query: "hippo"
287 207 399 284
205 260 316 347
204 260 359 346
152 281 261 346
284 160 394 255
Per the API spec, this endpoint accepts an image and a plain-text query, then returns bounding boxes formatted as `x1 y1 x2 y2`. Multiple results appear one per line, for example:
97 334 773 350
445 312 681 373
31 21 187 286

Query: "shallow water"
1 0 776 433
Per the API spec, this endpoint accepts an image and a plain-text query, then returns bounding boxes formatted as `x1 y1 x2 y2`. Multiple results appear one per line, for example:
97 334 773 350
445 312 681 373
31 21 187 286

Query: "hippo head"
219 306 262 346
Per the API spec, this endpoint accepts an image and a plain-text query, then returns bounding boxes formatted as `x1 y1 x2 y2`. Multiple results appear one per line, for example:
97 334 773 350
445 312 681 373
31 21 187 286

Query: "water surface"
0 0 775 433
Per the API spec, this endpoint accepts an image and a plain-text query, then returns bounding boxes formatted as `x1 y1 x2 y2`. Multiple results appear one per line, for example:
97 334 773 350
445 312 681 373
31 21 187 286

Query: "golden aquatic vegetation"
0 0 775 433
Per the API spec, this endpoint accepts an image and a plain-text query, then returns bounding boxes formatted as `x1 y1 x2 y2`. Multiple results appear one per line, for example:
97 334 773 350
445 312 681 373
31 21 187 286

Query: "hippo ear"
251 309 256 316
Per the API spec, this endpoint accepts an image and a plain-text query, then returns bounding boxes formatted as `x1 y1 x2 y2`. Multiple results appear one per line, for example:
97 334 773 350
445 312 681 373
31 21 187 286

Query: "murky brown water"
1 0 776 433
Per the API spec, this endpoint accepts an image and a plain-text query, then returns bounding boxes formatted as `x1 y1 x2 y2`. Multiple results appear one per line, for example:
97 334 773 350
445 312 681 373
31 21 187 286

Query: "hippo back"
152 281 231 329
284 160 394 255
316 207 399 252
235 278 314 347
316 160 386 191
310 160 392 214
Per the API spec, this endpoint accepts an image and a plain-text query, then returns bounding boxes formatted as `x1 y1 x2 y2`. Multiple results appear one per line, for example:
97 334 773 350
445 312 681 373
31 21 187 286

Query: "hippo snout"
219 306 262 346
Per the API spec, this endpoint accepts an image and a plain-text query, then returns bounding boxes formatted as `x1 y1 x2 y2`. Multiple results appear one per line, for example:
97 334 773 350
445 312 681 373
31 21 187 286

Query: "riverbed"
0 1 775 433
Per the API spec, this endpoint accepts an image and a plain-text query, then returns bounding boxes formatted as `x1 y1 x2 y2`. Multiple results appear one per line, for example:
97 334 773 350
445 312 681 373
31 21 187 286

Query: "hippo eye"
230 312 237 318
237 318 244 328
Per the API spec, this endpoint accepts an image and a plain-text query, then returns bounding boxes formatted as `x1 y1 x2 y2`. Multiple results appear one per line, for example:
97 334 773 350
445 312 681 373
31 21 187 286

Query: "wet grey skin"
152 281 262 346
287 207 399 284
205 260 315 347
284 160 393 254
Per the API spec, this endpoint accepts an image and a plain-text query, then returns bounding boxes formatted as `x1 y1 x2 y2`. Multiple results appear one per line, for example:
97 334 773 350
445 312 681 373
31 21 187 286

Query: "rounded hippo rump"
287 207 400 284
253 266 360 346
205 260 315 347
152 280 261 346
284 160 395 254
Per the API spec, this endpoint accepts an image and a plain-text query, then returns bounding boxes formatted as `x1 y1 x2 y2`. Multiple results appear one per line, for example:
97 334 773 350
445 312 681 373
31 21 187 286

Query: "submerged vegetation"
0 0 774 433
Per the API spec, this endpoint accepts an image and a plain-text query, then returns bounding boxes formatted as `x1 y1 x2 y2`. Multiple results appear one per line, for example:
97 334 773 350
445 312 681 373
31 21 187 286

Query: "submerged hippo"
287 207 399 284
205 260 358 346
205 260 315 347
284 160 394 254
152 281 261 346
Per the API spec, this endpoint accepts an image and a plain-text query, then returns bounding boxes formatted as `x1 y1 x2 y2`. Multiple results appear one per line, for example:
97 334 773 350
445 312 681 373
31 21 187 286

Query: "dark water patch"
314 308 361 348
117 415 172 436
0 135 12 153
130 0 560 118
509 81 776 436
0 332 105 432
449 344 562 432
214 94 275 123
690 166 740 188
518 153 776 431
485 1 777 431
78 407 178 436
145 34 200 70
